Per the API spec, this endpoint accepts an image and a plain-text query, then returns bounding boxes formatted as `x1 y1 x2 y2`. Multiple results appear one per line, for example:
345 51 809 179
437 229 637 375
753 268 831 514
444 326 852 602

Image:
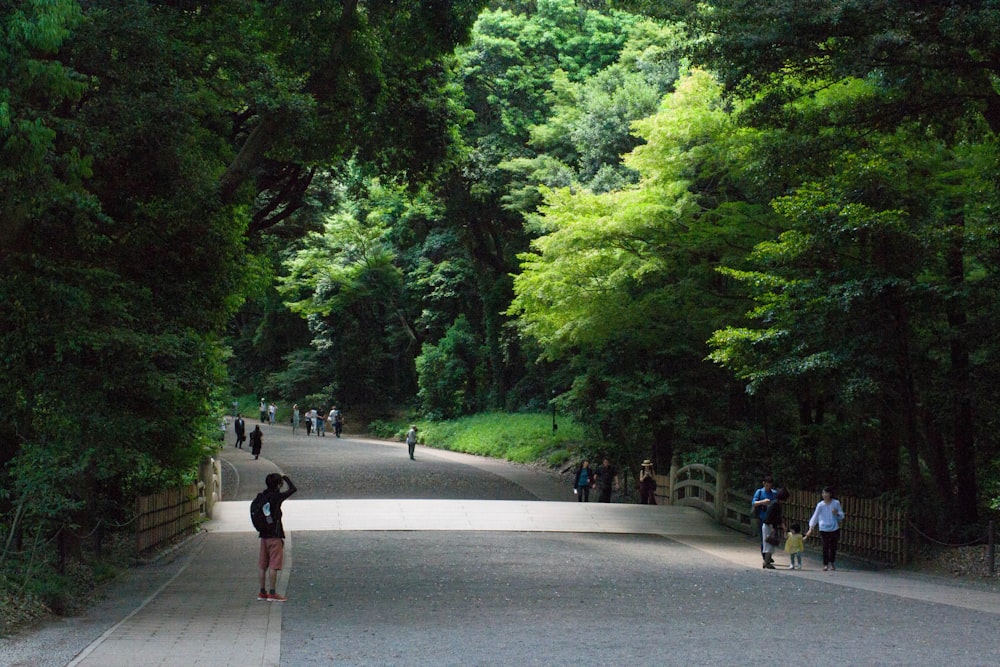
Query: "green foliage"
510 70 774 468
277 179 415 406
415 315 485 419
1 0 488 612
414 412 587 464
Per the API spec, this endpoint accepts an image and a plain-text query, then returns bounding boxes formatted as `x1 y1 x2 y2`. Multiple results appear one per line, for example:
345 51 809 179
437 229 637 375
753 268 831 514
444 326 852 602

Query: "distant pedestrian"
638 459 657 505
305 408 313 436
255 473 298 601
596 458 618 503
752 475 778 567
219 416 228 442
249 425 263 459
761 487 789 569
332 407 344 438
259 399 267 423
406 425 418 460
268 403 277 426
785 523 804 570
315 408 325 436
804 487 846 571
292 404 300 435
573 460 594 502
234 414 247 449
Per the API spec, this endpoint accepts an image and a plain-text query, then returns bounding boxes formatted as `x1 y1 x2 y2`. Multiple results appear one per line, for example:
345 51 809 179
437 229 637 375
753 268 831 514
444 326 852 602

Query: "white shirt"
808 499 845 532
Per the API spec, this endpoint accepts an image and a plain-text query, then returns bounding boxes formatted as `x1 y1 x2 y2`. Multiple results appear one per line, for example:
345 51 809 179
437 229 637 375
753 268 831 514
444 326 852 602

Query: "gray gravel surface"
282 530 1000 666
227 430 555 502
4 425 1000 666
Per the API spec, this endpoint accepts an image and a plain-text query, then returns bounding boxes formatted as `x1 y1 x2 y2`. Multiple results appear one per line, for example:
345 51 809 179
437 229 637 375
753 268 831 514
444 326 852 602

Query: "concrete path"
3 425 999 667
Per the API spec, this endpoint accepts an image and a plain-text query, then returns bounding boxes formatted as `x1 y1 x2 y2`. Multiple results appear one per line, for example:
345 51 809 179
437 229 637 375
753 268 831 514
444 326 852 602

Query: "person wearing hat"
406 425 419 460
638 459 657 504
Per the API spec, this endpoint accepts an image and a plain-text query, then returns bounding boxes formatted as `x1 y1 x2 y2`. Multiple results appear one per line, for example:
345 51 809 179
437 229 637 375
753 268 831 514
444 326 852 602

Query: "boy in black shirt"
256 473 298 601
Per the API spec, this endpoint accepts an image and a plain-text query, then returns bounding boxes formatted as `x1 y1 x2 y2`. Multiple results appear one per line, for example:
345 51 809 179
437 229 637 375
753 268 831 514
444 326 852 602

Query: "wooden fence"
659 457 908 565
134 457 221 555
135 484 202 554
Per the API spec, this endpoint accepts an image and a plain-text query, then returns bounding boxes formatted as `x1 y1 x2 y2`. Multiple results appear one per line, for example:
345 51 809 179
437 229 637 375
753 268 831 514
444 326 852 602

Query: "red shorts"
258 538 284 570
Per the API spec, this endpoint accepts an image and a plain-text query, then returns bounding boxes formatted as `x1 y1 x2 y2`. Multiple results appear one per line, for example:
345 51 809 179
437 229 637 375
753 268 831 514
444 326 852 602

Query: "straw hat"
641 459 653 467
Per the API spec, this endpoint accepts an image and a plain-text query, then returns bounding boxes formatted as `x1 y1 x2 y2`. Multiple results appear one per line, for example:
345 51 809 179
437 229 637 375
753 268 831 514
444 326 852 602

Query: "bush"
415 412 588 465
367 419 405 439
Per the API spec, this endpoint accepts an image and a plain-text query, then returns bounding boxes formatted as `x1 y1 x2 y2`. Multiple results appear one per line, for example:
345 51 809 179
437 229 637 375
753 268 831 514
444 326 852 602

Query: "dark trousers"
576 486 590 502
820 529 841 564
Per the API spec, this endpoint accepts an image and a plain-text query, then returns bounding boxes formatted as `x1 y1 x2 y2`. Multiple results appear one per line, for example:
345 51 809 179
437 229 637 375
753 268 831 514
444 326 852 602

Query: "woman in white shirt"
804 487 846 571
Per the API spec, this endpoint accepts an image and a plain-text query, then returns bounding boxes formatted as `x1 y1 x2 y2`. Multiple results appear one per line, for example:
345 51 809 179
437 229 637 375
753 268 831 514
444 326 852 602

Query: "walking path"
4 432 999 666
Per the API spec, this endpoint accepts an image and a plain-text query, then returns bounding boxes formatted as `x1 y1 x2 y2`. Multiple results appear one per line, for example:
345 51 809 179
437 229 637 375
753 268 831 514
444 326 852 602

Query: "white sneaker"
786 564 794 569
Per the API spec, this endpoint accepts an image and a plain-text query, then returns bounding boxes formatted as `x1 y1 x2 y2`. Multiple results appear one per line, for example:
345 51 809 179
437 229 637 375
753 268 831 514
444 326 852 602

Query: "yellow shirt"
784 533 804 554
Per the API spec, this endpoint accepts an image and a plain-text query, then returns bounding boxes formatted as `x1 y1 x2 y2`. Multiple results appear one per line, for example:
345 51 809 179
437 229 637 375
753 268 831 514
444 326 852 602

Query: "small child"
784 523 804 569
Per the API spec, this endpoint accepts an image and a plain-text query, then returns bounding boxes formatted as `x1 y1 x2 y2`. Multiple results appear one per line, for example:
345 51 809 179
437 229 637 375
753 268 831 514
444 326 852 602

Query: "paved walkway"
5 432 1000 666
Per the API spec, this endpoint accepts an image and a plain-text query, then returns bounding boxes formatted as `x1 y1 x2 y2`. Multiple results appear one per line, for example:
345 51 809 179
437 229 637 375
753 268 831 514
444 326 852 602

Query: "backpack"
249 492 274 533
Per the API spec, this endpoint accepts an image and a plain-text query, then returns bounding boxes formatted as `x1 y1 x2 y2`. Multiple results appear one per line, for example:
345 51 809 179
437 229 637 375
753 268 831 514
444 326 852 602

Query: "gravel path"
3 424 1000 666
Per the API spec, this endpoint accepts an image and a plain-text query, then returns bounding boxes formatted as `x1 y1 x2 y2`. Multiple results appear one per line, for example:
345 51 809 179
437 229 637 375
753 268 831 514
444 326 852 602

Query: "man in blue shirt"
751 475 777 568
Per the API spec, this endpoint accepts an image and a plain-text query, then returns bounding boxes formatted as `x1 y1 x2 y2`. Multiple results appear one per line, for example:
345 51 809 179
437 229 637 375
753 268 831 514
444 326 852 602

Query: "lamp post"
551 390 558 433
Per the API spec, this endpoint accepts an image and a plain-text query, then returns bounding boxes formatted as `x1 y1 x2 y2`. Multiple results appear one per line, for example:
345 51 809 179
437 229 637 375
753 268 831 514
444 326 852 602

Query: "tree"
690 1 1000 524
1 0 488 602
510 70 776 468
693 1 1000 134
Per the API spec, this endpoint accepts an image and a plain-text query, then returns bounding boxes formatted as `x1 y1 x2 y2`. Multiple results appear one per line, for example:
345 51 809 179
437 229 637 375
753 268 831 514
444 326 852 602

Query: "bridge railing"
657 457 908 565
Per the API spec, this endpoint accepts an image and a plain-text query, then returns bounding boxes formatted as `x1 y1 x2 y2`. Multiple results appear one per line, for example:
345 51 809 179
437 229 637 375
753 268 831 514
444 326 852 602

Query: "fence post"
198 457 216 519
668 455 681 505
715 457 728 524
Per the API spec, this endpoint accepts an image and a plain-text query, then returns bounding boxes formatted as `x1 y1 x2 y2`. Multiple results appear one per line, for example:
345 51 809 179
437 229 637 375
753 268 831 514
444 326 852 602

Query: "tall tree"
510 70 775 469
0 0 487 591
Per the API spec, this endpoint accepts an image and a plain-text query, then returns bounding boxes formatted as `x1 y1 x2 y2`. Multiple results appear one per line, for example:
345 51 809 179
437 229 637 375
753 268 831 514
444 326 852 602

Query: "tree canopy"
6 1 1000 608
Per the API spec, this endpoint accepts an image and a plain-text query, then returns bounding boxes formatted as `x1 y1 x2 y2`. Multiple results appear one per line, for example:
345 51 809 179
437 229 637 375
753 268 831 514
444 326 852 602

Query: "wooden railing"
134 456 221 555
660 457 908 565
135 484 201 554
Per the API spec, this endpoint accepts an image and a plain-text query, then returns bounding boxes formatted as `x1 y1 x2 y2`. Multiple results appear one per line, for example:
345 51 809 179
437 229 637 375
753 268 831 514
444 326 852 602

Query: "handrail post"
668 455 681 505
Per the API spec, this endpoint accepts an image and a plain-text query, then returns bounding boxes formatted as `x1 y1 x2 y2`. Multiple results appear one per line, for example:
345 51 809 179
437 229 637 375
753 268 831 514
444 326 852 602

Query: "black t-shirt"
258 480 298 539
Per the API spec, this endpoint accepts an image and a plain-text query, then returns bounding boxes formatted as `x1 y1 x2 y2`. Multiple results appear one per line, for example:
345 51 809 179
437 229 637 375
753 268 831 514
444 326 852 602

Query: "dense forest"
5 0 1000 605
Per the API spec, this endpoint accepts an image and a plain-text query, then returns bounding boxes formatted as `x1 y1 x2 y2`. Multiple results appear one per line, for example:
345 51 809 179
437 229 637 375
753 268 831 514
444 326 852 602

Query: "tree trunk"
945 223 977 524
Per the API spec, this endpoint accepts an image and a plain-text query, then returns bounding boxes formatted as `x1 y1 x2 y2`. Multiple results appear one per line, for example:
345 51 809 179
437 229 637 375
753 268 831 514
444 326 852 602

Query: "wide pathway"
3 424 999 666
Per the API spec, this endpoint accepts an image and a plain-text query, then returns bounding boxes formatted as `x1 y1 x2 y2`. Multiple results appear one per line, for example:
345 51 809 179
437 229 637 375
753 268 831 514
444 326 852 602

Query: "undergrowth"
370 411 588 466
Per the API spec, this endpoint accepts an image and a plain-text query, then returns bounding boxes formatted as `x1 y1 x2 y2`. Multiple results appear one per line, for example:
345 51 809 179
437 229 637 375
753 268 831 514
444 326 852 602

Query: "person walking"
761 488 789 569
784 523 805 570
804 487 846 571
406 425 418 460
291 404 300 435
332 407 344 438
234 414 247 449
259 398 267 424
315 407 326 436
255 473 298 601
596 458 618 503
268 402 277 426
573 460 594 502
752 475 778 567
305 408 313 436
249 425 263 460
638 459 657 504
